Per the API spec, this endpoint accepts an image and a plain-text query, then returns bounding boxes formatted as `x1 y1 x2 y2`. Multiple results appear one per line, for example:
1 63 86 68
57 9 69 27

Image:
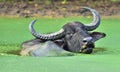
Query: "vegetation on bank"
0 0 119 17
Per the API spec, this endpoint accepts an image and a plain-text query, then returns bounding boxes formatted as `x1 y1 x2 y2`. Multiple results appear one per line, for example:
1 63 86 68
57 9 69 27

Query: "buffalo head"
29 7 106 54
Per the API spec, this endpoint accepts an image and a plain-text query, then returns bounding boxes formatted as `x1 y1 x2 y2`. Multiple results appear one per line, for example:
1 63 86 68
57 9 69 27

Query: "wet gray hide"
20 41 74 57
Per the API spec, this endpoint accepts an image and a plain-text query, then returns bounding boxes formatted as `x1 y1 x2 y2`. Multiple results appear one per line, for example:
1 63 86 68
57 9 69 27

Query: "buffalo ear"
90 32 106 42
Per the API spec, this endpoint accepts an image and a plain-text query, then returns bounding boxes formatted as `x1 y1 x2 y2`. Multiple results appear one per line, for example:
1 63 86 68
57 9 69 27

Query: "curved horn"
81 7 100 31
29 19 65 40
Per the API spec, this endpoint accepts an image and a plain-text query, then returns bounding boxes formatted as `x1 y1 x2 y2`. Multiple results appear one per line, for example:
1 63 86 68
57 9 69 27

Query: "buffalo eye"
66 32 73 39
67 31 73 35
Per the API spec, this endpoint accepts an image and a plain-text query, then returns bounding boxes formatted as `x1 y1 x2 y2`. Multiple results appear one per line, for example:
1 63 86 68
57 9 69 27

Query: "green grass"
0 16 120 72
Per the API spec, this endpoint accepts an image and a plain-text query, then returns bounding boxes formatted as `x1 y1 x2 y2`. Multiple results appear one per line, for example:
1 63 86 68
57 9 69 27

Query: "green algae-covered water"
0 17 120 72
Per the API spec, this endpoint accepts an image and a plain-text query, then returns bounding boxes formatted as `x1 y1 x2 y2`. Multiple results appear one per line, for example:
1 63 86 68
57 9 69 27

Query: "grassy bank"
0 16 120 72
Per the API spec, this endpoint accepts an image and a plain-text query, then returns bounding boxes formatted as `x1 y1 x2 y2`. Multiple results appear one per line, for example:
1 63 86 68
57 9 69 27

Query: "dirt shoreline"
0 1 119 18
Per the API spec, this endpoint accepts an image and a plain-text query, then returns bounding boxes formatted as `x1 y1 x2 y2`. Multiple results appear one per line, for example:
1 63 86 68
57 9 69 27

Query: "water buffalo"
20 7 106 56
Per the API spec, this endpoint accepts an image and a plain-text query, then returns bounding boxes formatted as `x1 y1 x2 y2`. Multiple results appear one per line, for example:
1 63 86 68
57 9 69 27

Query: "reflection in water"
3 50 21 55
1 47 120 56
93 47 106 53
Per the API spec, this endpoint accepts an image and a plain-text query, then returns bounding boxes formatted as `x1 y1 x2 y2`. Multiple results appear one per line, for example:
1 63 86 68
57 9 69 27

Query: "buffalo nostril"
83 37 92 42
83 40 87 43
